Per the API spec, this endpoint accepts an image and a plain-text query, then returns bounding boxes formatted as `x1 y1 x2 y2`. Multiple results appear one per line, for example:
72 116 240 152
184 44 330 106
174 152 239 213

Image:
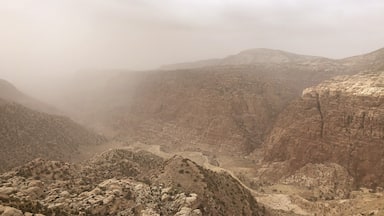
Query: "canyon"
0 48 383 215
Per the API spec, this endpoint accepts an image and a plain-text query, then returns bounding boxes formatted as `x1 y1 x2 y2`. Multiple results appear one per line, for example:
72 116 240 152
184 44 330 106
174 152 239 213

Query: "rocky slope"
263 71 384 188
0 79 58 114
0 149 266 216
0 98 106 173
341 47 384 72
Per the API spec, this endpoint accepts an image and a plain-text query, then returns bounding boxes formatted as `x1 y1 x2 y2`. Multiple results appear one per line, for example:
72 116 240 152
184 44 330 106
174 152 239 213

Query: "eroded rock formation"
264 71 384 188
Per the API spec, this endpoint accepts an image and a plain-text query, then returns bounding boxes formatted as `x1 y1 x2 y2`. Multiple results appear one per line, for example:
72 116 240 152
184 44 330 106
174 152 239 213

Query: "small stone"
1 206 23 216
191 209 202 216
24 187 44 199
28 180 43 188
103 195 114 205
174 207 192 216
161 193 169 201
60 191 70 198
0 193 9 201
369 210 379 215
0 187 16 195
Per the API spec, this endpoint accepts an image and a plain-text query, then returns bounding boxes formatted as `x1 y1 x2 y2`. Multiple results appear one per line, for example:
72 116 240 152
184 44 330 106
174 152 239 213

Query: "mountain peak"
237 48 291 55
161 48 324 70
223 48 320 64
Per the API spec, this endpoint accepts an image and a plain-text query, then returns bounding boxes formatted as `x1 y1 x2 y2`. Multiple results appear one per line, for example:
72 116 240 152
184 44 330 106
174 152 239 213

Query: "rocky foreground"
0 149 266 216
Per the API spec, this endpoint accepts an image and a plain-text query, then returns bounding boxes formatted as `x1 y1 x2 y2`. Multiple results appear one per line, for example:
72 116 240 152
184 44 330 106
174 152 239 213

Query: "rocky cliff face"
0 149 266 216
263 71 384 188
112 68 298 154
0 99 106 172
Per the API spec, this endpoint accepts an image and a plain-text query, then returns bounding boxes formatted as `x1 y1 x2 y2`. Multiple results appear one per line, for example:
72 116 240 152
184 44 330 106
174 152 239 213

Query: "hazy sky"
0 0 384 89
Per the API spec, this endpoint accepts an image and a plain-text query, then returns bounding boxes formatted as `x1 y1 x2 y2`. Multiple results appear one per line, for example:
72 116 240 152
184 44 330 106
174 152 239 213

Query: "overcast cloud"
0 0 383 91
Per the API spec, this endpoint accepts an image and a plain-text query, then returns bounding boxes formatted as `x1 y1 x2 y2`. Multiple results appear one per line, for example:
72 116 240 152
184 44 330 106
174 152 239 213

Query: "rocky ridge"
0 149 266 216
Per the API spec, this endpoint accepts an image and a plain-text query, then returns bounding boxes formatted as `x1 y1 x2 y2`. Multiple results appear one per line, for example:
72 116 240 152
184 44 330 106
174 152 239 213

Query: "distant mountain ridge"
160 48 329 70
341 47 384 71
0 79 59 114
161 47 384 70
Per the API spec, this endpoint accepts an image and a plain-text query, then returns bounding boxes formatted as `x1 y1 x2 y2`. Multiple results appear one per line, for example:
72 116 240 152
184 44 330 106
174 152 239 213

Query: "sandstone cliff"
263 71 384 188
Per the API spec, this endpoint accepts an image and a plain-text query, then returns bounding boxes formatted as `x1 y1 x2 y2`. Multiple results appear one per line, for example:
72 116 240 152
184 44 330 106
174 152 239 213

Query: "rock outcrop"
0 149 266 216
280 163 354 200
263 71 384 188
0 98 105 172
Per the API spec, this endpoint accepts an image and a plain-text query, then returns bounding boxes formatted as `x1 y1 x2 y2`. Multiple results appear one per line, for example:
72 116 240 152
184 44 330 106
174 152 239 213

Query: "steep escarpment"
0 149 266 216
0 99 105 172
109 68 299 154
263 71 384 188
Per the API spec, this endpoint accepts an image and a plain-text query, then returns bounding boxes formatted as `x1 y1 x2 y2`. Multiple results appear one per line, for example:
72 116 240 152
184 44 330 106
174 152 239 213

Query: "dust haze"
1 1 384 215
0 0 384 100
